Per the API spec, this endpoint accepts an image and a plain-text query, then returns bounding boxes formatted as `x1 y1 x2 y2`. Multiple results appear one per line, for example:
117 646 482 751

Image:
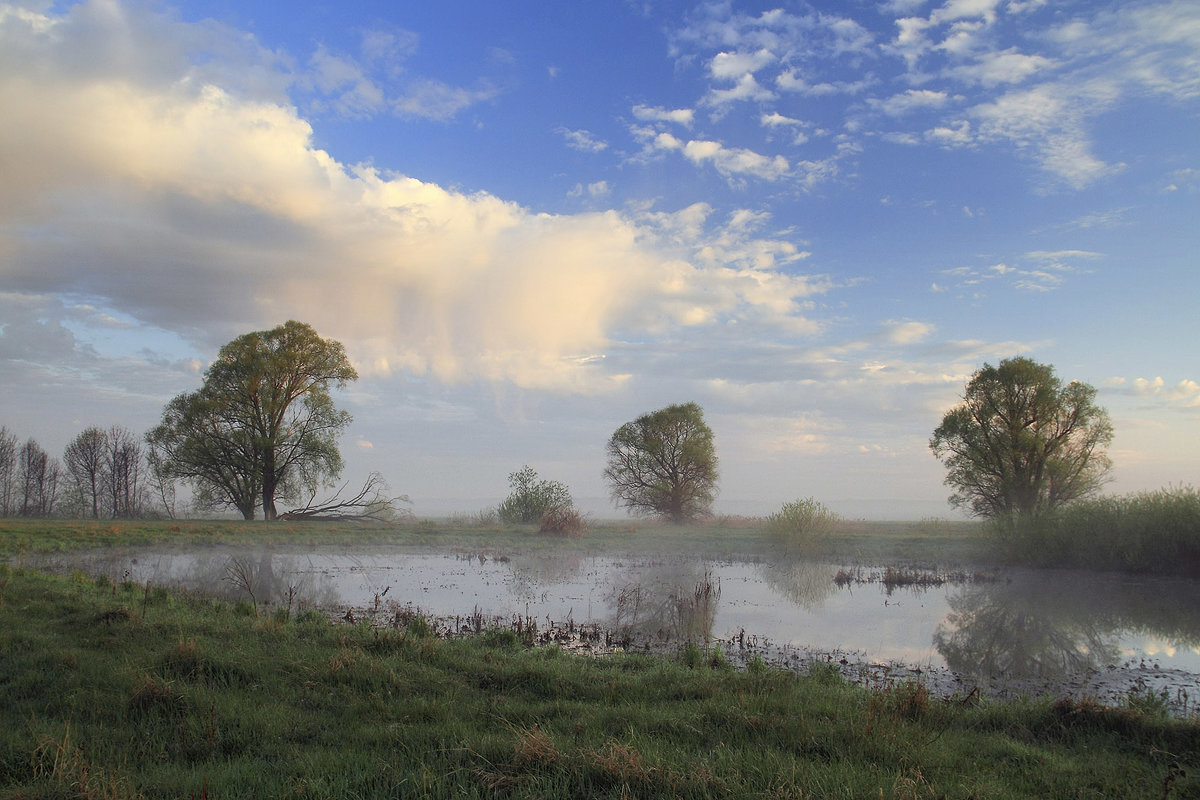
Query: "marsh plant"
992 485 1200 575
538 505 587 537
766 496 841 551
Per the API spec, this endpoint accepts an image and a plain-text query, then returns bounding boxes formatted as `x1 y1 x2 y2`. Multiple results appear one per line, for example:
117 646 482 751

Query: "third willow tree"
930 357 1112 520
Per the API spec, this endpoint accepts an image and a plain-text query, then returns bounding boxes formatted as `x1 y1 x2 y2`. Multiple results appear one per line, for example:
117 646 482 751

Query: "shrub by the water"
497 465 575 525
766 497 840 549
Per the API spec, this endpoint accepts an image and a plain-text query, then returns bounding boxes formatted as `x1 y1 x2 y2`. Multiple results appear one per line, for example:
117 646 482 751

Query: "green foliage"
603 401 719 523
931 357 1113 520
497 465 575 525
992 485 1200 575
766 496 841 547
147 321 357 521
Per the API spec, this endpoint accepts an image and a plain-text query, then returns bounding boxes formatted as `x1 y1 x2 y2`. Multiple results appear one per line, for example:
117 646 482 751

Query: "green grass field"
2 564 1197 799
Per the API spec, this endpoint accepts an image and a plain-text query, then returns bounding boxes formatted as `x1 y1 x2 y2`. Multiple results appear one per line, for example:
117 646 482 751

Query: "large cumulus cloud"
0 0 827 392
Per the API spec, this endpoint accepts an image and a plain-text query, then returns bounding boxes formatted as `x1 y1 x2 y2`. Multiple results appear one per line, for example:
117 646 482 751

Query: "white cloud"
683 140 790 181
1048 1 1200 101
1129 377 1200 408
885 320 935 345
1135 377 1167 394
926 119 973 146
875 88 950 115
566 181 611 199
710 49 775 81
556 127 608 152
392 77 498 120
776 70 873 96
0 1 829 393
891 17 935 67
704 73 776 106
969 83 1121 188
937 249 1098 294
648 134 791 182
305 45 386 118
930 0 1002 25
761 111 806 127
632 104 695 126
949 49 1055 86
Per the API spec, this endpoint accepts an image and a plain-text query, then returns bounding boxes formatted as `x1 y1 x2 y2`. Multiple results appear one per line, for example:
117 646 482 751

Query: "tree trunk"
261 452 277 521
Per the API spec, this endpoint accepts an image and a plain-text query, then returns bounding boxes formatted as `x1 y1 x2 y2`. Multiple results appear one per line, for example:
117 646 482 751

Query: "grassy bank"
1 565 1197 799
0 515 990 567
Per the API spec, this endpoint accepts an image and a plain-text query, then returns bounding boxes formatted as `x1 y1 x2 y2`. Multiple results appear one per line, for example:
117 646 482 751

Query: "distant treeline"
0 424 165 520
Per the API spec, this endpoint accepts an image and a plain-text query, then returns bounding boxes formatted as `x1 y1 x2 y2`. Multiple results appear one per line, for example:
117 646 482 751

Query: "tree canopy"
603 402 718 523
930 357 1112 520
147 321 357 520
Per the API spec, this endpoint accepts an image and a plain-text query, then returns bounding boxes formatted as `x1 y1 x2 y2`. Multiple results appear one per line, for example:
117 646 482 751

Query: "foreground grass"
1 566 1197 799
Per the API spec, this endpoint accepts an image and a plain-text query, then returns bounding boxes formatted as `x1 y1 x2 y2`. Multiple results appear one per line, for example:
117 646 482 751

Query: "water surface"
36 545 1200 711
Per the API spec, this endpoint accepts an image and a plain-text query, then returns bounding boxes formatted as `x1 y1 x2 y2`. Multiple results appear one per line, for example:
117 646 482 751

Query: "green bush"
766 497 840 547
497 465 575 525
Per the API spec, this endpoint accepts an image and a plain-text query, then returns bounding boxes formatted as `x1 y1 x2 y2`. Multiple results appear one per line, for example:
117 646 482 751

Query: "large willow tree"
930 357 1112 520
603 402 718 523
148 321 357 520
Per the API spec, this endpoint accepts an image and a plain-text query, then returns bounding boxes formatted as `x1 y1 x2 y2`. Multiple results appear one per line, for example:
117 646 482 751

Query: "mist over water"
33 545 1200 710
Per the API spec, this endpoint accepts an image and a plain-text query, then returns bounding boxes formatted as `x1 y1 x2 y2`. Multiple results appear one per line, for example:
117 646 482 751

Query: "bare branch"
277 472 411 523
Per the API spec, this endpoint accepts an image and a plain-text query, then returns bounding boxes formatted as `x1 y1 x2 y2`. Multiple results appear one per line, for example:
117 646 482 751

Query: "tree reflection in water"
757 559 839 611
503 553 585 604
935 587 1118 680
935 570 1200 684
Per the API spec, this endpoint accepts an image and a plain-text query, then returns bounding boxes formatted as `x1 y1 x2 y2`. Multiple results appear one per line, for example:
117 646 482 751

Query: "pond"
31 545 1200 713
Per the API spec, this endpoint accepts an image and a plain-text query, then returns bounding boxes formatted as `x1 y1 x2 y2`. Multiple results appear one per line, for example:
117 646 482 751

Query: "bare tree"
64 427 109 518
18 438 60 517
107 425 144 518
0 426 16 516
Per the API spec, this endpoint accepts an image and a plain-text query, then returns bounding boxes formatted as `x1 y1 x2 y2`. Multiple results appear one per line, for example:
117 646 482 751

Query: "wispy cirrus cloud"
936 249 1101 294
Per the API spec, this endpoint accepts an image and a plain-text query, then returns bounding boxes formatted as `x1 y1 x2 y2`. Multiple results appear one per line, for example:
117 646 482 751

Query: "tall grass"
2 566 1198 798
991 485 1200 575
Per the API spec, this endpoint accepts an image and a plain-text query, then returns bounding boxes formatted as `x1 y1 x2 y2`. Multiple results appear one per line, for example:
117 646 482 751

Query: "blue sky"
0 0 1197 518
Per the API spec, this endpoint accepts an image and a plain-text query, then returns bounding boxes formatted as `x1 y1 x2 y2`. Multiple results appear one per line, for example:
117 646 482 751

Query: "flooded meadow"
32 543 1200 714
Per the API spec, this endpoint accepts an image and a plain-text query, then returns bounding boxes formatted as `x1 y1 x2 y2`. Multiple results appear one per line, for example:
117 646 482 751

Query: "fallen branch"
278 472 411 523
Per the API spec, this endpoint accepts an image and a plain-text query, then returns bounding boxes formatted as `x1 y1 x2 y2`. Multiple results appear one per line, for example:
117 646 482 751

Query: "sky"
0 0 1197 520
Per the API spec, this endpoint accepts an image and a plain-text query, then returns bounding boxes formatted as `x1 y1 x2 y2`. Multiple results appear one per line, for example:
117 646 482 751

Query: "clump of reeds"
539 506 587 537
995 485 1200 575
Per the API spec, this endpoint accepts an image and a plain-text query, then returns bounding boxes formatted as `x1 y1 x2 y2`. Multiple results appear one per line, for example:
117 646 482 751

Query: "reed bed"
993 486 1200 575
